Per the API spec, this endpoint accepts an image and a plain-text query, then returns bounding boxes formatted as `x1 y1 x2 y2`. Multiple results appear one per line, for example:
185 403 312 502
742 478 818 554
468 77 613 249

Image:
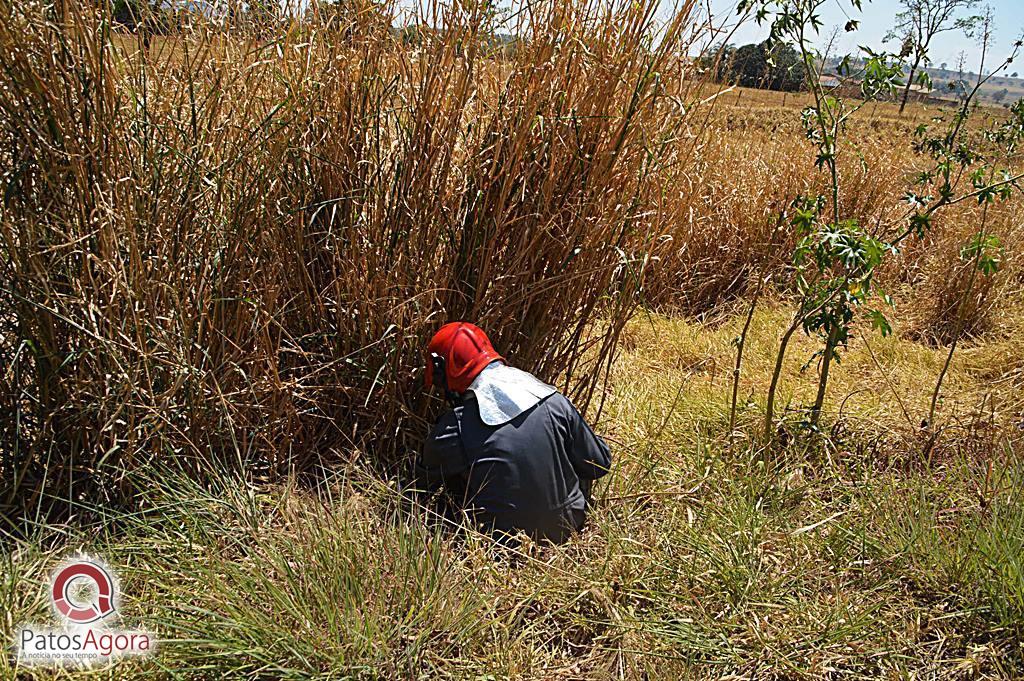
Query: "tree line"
701 41 806 92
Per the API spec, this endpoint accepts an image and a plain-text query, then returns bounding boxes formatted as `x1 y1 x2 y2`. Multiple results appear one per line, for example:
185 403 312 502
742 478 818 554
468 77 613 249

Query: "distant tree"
886 0 982 113
733 42 770 86
1013 71 1020 78
711 41 806 92
946 78 969 99
993 88 1009 102
768 42 806 91
111 0 140 27
940 61 948 70
698 42 735 82
111 0 163 29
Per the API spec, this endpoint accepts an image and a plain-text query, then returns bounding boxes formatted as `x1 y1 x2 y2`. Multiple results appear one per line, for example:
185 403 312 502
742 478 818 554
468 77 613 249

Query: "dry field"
1 1 1023 678
3 306 1022 678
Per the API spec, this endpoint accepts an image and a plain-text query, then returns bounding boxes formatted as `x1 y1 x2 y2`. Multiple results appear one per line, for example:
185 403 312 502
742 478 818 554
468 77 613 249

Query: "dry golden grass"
0 0 1019 671
2 4 1024 677
0 0 703 517
642 86 1024 338
3 309 1022 679
1 0 1020 532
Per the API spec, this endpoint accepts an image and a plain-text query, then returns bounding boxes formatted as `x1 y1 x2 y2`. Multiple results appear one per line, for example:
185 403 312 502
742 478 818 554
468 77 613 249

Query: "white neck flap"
467 362 557 426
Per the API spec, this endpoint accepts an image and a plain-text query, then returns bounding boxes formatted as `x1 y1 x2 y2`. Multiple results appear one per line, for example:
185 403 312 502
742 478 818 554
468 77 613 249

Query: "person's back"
416 323 611 544
420 387 609 543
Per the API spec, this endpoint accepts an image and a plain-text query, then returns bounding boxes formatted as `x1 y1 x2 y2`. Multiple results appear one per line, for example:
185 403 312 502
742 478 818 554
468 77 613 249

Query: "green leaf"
866 310 891 337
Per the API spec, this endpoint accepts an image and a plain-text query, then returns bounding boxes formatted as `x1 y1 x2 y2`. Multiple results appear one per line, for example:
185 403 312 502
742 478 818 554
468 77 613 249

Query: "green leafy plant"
742 0 1023 442
900 30 1024 438
739 0 906 437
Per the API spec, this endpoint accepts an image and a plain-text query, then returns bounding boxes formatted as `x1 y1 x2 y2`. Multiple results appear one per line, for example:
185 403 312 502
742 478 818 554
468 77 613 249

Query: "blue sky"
697 0 1024 75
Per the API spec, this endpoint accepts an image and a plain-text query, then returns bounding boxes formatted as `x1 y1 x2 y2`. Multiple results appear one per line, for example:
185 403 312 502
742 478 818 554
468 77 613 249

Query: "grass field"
2 1 1024 678
3 305 1023 679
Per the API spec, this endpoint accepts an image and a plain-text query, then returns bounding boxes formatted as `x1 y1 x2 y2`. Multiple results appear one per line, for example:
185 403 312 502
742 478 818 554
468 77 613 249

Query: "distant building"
906 82 959 106
815 72 959 106
818 74 841 89
817 73 860 98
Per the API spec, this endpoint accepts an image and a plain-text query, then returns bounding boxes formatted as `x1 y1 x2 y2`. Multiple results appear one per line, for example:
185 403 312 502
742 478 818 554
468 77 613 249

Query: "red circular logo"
51 560 116 624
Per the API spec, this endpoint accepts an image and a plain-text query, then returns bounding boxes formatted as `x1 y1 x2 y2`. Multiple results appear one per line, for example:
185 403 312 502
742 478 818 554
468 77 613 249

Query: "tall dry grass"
902 199 1024 344
642 95 1024 345
2 0 1020 525
0 0 701 519
642 104 923 313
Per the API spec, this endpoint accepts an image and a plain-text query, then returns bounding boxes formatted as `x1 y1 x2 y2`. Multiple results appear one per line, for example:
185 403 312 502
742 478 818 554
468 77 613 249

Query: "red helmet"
425 322 504 393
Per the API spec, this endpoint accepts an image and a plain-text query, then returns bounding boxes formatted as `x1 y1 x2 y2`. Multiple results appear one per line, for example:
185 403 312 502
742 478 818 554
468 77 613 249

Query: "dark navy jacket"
417 392 611 543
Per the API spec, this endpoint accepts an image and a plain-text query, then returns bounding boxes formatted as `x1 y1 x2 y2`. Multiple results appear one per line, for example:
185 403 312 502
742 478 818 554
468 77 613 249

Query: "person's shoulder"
537 390 573 416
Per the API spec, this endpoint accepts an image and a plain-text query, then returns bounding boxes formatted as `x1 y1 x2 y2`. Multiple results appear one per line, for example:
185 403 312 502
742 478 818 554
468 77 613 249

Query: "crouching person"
416 322 611 545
